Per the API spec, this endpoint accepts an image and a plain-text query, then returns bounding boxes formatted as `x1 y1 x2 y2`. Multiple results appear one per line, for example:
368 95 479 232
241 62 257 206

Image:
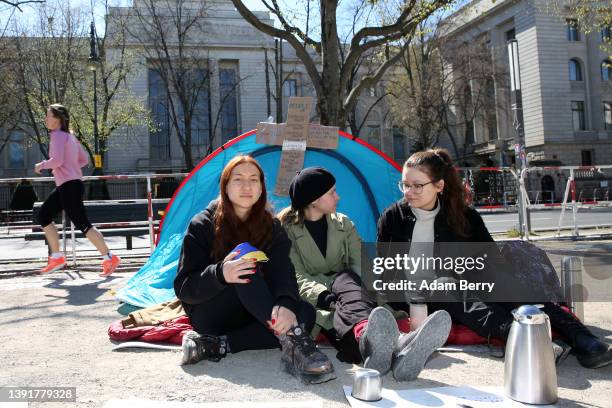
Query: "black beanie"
289 167 336 210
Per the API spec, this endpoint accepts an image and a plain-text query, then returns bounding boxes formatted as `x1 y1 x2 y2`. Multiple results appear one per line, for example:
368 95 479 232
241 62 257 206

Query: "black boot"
181 330 228 365
573 333 612 369
279 325 336 384
545 305 612 369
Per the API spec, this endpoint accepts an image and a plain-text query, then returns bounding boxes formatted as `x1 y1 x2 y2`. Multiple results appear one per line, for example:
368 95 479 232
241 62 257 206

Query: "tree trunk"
319 0 345 128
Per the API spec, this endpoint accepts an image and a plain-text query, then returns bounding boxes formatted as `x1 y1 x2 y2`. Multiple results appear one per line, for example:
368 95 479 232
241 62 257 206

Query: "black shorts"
37 179 93 234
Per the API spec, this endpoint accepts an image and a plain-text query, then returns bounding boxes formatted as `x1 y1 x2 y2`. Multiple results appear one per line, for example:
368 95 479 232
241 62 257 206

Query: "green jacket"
283 212 362 330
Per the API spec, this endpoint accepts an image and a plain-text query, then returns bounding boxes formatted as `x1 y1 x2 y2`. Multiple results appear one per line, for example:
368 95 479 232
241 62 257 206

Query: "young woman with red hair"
174 155 335 383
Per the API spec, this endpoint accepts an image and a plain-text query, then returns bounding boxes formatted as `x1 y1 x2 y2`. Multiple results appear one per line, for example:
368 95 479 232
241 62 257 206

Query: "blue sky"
1 0 272 35
1 0 469 40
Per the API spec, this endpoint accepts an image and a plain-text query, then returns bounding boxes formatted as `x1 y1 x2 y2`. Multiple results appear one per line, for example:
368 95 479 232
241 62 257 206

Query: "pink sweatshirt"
39 129 90 186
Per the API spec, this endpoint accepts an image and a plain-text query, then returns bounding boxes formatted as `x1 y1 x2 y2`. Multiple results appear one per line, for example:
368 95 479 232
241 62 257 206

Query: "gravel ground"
0 269 610 408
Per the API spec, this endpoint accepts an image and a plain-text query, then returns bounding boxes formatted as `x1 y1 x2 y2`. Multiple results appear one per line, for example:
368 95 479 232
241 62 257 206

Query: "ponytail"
404 148 469 237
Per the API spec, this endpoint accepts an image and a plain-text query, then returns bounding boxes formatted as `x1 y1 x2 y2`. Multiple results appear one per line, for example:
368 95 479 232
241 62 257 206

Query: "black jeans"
323 269 377 363
37 179 93 234
187 267 315 353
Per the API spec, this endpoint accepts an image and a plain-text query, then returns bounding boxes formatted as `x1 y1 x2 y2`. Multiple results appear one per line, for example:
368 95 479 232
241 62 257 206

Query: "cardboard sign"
307 124 339 149
286 97 312 124
256 122 285 145
275 149 306 196
259 96 339 196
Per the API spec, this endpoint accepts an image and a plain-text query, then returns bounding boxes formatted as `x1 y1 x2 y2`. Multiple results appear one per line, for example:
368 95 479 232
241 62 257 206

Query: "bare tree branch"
1 0 44 13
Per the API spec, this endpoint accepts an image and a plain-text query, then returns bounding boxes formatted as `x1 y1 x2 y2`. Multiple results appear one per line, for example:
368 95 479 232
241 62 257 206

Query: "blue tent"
115 129 402 307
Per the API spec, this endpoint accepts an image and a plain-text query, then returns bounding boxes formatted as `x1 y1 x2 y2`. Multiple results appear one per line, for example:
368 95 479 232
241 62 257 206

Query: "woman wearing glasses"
377 148 611 369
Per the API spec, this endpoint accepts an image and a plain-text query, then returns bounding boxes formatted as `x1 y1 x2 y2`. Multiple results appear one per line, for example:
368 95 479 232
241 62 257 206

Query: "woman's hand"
268 305 297 336
222 252 256 284
34 163 43 174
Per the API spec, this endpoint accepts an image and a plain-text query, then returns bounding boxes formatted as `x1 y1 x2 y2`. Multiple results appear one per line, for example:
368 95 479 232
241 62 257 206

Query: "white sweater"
405 201 440 303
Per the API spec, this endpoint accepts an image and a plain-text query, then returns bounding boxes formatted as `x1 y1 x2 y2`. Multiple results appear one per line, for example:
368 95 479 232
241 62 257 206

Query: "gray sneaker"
359 307 400 375
391 310 452 381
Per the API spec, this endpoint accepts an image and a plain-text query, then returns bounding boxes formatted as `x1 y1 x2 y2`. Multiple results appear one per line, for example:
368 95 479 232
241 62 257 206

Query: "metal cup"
351 368 382 402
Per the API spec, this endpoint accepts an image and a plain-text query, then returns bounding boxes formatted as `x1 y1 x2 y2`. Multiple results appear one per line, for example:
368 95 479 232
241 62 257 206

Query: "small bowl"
351 368 382 402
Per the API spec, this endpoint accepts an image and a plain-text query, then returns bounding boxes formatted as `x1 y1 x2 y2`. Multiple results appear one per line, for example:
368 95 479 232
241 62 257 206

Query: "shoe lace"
290 328 317 356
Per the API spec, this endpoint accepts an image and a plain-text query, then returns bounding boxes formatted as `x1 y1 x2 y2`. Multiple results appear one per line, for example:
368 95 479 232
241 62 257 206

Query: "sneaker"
279 325 336 384
100 255 121 277
180 330 227 365
40 256 66 274
392 310 452 381
359 307 399 375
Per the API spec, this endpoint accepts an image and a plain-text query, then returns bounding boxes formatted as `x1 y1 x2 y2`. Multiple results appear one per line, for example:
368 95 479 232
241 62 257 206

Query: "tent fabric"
115 129 402 308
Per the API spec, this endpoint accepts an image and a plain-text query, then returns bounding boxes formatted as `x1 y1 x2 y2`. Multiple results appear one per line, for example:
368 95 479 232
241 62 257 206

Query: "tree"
546 1 611 58
440 37 508 163
230 0 458 128
386 14 507 162
3 0 151 167
0 0 44 12
69 0 153 166
123 0 215 171
387 22 446 152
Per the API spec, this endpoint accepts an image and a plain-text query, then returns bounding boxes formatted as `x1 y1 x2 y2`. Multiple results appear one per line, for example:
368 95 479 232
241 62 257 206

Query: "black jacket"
376 199 513 301
174 201 300 314
377 199 494 244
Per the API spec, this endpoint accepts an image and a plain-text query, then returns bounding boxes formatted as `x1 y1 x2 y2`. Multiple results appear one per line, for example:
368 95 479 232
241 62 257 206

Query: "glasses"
397 180 435 194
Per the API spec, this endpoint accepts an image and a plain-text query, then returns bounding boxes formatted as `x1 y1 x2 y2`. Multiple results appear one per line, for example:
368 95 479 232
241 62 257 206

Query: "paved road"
481 207 612 233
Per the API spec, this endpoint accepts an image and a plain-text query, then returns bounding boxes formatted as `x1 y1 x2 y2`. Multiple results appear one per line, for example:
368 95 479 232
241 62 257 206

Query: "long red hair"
212 155 274 261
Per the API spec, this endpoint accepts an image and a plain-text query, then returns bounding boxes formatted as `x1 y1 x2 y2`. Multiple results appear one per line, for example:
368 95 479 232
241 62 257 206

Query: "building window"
602 26 611 42
569 59 582 81
604 102 612 131
148 69 171 161
190 69 210 160
392 128 406 163
505 28 516 41
463 84 475 144
365 126 380 149
581 150 593 166
567 19 580 41
602 60 612 81
571 101 586 131
283 79 298 97
219 66 239 143
8 131 25 168
484 78 498 140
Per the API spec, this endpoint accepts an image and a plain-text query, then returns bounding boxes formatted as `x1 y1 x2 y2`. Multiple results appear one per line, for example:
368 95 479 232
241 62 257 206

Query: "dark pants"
428 301 593 347
323 269 377 363
37 179 93 234
187 268 315 353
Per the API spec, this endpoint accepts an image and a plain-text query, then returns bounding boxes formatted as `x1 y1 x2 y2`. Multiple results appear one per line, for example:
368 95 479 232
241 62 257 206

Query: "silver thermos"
504 305 558 405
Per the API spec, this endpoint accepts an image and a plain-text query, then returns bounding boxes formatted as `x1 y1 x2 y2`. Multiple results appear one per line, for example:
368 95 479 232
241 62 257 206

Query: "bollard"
560 256 584 322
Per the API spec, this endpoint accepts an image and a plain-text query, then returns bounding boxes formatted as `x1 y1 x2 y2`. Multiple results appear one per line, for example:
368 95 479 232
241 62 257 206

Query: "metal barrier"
0 173 188 263
520 165 612 239
459 166 519 210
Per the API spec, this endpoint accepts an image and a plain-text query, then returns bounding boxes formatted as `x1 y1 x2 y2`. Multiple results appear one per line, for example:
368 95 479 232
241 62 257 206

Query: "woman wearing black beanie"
279 166 448 380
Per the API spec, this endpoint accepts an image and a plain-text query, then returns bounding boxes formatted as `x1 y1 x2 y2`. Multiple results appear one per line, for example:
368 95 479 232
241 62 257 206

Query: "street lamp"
87 20 110 200
507 39 530 236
